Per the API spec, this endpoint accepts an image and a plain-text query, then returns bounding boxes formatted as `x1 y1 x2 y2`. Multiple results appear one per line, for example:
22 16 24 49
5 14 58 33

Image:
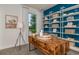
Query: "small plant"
29 14 36 33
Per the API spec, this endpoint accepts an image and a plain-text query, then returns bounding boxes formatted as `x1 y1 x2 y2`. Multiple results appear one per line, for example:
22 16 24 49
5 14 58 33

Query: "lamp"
17 22 23 29
15 22 26 49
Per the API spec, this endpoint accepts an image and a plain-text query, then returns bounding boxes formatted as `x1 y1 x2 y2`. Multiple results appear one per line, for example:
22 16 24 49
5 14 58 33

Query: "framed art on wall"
5 15 18 28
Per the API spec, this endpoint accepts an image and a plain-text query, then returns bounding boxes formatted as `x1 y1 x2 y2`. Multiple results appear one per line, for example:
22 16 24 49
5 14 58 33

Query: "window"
28 13 36 33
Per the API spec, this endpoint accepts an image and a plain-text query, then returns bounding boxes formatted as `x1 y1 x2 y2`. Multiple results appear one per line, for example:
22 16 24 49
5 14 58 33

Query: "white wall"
0 4 43 50
22 5 43 44
0 4 23 50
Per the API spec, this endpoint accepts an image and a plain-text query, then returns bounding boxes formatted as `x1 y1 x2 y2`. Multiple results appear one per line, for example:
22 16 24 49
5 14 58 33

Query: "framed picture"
5 15 18 28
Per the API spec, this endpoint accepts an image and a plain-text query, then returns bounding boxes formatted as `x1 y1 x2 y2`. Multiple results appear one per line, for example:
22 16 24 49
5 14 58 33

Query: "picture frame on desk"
5 15 18 29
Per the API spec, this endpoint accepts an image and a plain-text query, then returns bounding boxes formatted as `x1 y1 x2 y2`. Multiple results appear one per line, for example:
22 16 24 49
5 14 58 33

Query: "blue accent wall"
43 4 76 16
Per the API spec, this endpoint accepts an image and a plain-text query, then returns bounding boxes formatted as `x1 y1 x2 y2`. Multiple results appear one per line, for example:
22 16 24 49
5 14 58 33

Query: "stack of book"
52 13 59 18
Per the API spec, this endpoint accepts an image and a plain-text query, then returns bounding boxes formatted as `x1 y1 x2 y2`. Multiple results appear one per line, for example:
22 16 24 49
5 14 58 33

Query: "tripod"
15 28 26 49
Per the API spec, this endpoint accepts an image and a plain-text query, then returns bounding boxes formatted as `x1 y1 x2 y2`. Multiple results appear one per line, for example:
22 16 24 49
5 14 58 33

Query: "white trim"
70 46 79 52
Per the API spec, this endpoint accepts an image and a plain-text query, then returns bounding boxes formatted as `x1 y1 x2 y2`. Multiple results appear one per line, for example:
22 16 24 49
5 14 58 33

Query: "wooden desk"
28 35 69 55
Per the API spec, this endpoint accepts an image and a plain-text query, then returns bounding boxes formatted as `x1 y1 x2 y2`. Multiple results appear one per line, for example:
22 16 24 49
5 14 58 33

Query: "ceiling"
25 4 55 11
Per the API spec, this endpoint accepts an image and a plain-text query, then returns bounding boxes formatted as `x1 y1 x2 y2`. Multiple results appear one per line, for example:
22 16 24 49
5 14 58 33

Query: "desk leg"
65 53 67 55
29 43 31 51
29 43 36 51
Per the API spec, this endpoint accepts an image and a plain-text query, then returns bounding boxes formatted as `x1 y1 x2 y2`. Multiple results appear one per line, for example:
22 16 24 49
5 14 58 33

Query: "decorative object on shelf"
67 16 74 21
45 25 48 28
65 22 73 27
52 24 59 28
68 22 73 25
63 14 67 16
53 29 57 32
65 22 76 28
52 13 59 18
44 21 48 24
44 17 48 20
5 15 18 28
65 29 75 34
53 19 58 23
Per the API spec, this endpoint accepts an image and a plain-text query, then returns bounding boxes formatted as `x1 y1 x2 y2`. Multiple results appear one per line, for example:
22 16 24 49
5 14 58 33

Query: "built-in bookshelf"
61 5 79 48
43 11 62 37
43 4 79 51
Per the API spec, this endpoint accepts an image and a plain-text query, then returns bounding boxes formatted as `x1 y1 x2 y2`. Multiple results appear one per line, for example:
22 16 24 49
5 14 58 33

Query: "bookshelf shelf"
51 22 60 24
62 12 79 17
58 37 79 43
62 33 79 36
51 27 60 28
63 27 79 29
52 32 61 33
50 16 61 19
62 19 79 22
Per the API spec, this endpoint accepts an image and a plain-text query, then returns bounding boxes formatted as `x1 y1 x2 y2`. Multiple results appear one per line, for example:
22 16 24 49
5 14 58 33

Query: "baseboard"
70 46 79 52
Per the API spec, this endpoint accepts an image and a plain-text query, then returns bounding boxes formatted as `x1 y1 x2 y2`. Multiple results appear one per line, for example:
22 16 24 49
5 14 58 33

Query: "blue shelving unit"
43 11 61 37
62 5 79 47
43 15 51 34
43 4 79 49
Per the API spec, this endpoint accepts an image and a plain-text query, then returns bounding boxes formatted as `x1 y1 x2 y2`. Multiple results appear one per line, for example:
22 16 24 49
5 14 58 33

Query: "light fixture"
15 22 26 49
